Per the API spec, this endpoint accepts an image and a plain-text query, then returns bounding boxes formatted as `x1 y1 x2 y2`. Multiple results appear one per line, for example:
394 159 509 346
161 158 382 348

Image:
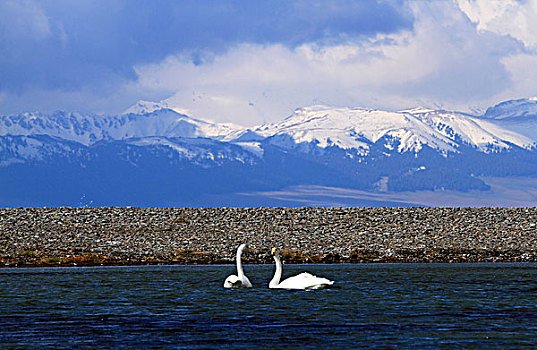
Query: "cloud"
129 1 526 125
456 0 537 49
0 1 411 100
501 53 537 98
455 0 537 105
1 0 537 125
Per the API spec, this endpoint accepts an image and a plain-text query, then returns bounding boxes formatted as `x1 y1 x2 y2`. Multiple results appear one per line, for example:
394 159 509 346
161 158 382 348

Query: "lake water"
1 264 537 349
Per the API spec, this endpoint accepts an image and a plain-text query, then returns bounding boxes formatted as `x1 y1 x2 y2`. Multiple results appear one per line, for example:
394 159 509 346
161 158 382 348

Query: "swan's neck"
236 245 245 278
269 254 282 287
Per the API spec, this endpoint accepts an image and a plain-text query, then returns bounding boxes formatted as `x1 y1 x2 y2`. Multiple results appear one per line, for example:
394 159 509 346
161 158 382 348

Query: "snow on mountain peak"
0 108 241 146
408 109 533 151
245 104 535 155
483 97 537 119
2 98 536 159
399 107 437 114
251 105 459 154
123 100 171 115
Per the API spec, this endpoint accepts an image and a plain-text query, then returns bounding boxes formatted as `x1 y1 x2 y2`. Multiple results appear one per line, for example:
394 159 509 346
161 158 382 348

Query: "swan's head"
271 248 280 256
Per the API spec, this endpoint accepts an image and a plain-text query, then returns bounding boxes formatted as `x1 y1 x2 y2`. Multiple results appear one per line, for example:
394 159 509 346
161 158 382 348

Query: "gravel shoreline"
1 207 537 267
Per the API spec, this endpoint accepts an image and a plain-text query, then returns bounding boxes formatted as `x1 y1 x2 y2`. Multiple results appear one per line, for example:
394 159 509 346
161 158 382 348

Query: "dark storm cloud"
0 0 413 93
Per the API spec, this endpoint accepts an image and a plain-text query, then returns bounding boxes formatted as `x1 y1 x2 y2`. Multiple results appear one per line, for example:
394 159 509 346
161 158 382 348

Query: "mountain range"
1 98 537 207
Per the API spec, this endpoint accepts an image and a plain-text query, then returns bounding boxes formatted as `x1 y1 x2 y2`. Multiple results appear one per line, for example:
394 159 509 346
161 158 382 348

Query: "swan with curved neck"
224 243 253 288
269 248 334 290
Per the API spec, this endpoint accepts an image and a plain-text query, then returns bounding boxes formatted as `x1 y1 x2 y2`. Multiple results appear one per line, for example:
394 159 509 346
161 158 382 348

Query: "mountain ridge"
3 97 537 153
2 97 537 206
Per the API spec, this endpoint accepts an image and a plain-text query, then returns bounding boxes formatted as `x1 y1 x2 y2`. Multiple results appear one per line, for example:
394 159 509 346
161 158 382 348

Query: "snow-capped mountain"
484 97 537 119
0 134 86 167
2 99 535 155
0 108 240 146
121 136 258 166
235 105 535 155
123 100 172 115
407 109 534 151
2 98 537 206
477 98 537 142
247 106 460 154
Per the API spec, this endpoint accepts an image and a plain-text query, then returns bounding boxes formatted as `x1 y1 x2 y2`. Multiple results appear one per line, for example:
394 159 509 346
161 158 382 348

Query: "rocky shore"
1 207 537 267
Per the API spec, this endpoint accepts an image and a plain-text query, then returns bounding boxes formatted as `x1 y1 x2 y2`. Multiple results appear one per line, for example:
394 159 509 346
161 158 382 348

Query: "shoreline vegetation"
1 207 536 268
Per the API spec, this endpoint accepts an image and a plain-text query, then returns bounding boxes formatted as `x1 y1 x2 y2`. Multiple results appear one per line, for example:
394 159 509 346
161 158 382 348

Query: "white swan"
223 243 253 288
269 248 334 290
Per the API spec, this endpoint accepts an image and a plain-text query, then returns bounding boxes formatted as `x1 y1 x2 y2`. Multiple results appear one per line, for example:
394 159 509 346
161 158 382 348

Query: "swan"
223 243 253 288
269 248 334 290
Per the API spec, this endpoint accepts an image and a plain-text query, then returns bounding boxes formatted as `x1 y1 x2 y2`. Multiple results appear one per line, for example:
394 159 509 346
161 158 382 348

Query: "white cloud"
3 0 537 124
456 0 537 49
502 53 537 97
129 1 527 125
455 0 537 104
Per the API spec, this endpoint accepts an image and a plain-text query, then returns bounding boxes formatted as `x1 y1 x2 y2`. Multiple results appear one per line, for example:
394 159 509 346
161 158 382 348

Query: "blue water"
1 264 537 349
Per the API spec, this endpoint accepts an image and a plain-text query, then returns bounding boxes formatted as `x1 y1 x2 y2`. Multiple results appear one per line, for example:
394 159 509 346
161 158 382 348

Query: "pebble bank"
1 207 536 267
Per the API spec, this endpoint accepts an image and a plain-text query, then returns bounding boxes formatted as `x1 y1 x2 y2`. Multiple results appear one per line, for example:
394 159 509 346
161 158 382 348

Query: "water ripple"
1 263 537 348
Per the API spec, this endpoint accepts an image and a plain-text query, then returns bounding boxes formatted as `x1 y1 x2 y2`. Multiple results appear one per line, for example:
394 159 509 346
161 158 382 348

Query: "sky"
1 0 537 126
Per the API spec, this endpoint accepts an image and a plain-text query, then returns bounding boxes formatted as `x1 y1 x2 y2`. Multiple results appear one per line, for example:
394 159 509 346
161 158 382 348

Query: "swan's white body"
269 248 334 290
224 244 253 288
